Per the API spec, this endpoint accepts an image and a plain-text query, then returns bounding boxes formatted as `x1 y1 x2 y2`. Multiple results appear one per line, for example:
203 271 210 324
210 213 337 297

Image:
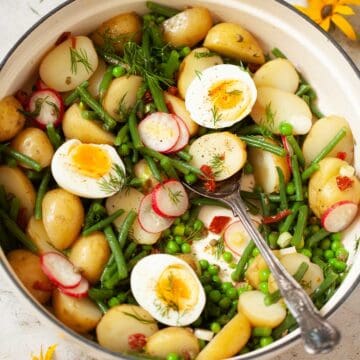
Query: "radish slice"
58 277 89 298
138 112 180 152
152 179 189 218
224 220 252 256
281 135 293 171
40 252 81 289
164 116 190 153
28 89 64 128
321 201 358 232
138 194 174 233
35 79 49 90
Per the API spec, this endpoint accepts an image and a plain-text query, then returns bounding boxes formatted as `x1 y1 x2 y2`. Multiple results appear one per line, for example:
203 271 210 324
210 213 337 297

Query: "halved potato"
302 116 354 165
204 22 265 64
251 87 312 135
245 254 268 289
253 59 299 93
177 47 223 99
87 59 107 98
248 137 290 193
134 159 159 193
189 132 247 181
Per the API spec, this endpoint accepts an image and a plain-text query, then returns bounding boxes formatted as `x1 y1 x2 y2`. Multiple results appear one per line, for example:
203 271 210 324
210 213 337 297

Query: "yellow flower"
295 0 360 40
31 344 57 360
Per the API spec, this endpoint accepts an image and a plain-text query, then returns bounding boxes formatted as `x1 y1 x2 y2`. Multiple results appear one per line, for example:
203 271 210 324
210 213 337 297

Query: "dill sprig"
194 69 203 80
20 96 59 118
211 105 222 126
70 47 93 75
264 102 276 130
215 236 225 259
122 311 156 324
167 187 183 205
194 51 217 59
98 164 126 195
209 153 225 176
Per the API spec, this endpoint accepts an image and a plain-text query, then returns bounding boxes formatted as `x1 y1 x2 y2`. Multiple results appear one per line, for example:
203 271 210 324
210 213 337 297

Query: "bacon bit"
55 31 71 46
247 62 261 73
209 216 231 234
336 152 347 160
200 165 216 192
33 281 55 292
17 208 28 230
15 90 30 108
128 333 147 350
143 90 153 104
263 209 292 224
336 176 353 191
70 36 77 49
167 86 178 96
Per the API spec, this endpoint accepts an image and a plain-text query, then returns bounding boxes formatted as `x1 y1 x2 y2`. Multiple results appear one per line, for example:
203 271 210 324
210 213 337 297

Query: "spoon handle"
225 193 340 354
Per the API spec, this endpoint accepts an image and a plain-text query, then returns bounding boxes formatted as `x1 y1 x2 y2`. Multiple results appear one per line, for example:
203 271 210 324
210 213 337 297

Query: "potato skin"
69 232 110 284
204 22 265 64
8 249 52 304
11 127 54 169
53 289 102 333
163 7 213 48
92 12 142 53
26 216 57 254
42 189 84 250
0 165 36 223
145 327 199 359
0 96 25 142
97 304 158 353
62 104 115 144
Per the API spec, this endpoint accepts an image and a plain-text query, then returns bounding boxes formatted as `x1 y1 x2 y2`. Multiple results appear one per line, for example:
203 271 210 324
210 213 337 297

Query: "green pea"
181 243 191 254
173 218 181 225
310 224 320 234
185 173 197 184
199 259 209 270
207 303 221 317
331 240 343 252
286 182 295 195
320 238 331 250
226 287 238 300
212 275 221 284
221 282 233 293
268 231 278 245
180 46 191 57
193 219 204 231
252 247 260 257
252 327 272 337
259 269 271 282
217 314 230 325
239 346 250 354
243 162 253 174
112 66 126 77
229 262 237 269
223 251 233 263
166 240 180 254
335 248 348 262
324 249 334 260
208 264 219 275
260 336 273 347
200 272 212 285
108 297 120 307
204 284 212 294
209 289 222 303
279 122 293 136
259 282 269 294
163 228 171 238
330 232 342 242
303 227 311 238
118 143 130 156
329 259 347 273
166 353 180 360
210 322 221 333
181 211 190 222
219 297 231 309
117 292 127 303
184 225 193 236
198 339 206 350
263 294 273 306
173 224 185 236
300 248 312 258
232 299 238 307
312 248 323 257
173 235 183 245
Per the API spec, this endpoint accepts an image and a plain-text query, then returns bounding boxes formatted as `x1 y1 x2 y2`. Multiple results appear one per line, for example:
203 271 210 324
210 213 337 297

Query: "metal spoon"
183 172 340 354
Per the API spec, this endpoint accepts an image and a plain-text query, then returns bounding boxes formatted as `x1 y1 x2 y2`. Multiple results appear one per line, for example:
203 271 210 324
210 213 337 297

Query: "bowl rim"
0 0 359 359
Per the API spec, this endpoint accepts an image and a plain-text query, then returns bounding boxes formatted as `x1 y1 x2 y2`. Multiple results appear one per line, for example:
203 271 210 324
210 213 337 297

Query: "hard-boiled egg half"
130 254 206 326
185 64 257 129
51 139 125 198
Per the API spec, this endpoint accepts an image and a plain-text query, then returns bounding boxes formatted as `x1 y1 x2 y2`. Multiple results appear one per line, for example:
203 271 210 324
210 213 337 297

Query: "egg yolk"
209 80 243 110
70 144 112 179
156 264 198 312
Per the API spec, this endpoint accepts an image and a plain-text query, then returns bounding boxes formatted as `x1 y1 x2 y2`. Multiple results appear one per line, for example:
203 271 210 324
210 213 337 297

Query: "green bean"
237 124 270 136
147 77 168 113
124 242 137 260
124 156 134 175
238 136 287 157
286 135 305 167
240 191 260 200
146 1 180 17
259 193 270 217
128 177 144 188
148 23 164 48
118 210 137 249
81 110 97 120
0 221 12 252
100 255 116 285
307 228 330 248
144 155 162 182
46 124 63 149
291 155 303 201
88 288 116 301
83 201 105 230
128 250 149 270
295 84 312 97
163 50 180 79
99 66 114 101
170 158 203 176
9 197 20 221
0 146 41 172
132 148 139 163
232 241 255 282
82 209 124 236
76 83 117 130
271 48 287 59
64 89 79 106
25 170 44 182
301 163 319 181
311 271 338 301
34 168 51 220
4 156 17 167
128 110 143 150
114 124 129 146
279 202 302 233
273 313 296 339
142 27 151 59
190 197 230 208
176 150 192 162
104 226 128 281
268 194 297 203
291 205 308 249
160 158 178 179
309 101 324 119
0 209 37 253
276 167 288 210
0 185 8 210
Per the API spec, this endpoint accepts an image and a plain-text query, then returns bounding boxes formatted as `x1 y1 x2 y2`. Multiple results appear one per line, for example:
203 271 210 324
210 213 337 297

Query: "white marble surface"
0 1 359 359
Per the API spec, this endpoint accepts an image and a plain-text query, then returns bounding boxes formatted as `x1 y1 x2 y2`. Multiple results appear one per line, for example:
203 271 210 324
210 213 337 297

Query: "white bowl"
0 1 359 359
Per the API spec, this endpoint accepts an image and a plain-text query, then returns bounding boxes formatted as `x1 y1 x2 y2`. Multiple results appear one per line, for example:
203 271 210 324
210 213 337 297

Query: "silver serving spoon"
183 172 340 354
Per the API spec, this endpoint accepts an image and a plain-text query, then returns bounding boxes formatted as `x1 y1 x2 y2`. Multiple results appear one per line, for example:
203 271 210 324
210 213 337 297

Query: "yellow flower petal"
331 13 357 39
339 0 360 5
295 4 322 23
320 17 332 30
45 344 57 360
334 4 355 15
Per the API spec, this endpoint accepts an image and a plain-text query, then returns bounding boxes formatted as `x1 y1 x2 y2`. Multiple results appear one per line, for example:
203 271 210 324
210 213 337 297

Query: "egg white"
130 254 206 326
51 139 125 198
185 64 257 129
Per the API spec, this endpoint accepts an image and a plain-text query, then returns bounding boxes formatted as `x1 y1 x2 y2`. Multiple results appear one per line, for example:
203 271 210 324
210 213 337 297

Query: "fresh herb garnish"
97 28 138 54
98 164 126 195
264 102 276 130
194 69 203 80
194 51 217 59
117 93 131 121
211 105 222 126
167 187 183 205
20 96 59 118
215 236 225 259
226 89 242 96
122 311 156 324
70 47 93 75
209 153 225 176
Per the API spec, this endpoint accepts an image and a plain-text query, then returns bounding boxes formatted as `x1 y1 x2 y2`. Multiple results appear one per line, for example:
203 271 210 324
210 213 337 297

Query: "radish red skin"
281 135 292 172
58 277 89 298
321 200 358 232
164 116 190 154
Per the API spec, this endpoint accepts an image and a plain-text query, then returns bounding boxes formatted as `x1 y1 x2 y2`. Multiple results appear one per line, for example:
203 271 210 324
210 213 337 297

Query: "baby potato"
8 249 53 304
87 59 107 98
53 289 102 333
42 189 84 250
162 7 213 48
0 166 36 223
248 137 290 193
177 47 223 99
197 313 251 360
62 103 115 144
145 327 199 359
69 232 110 284
97 304 158 353
163 92 199 136
11 127 54 169
253 59 299 93
302 116 354 165
0 96 25 142
39 36 98 92
245 254 268 289
92 12 142 53
134 159 159 193
102 76 143 121
251 87 312 135
204 23 265 65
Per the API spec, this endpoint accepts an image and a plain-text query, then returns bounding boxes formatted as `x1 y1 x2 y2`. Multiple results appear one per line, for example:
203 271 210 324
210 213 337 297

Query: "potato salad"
0 2 359 359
